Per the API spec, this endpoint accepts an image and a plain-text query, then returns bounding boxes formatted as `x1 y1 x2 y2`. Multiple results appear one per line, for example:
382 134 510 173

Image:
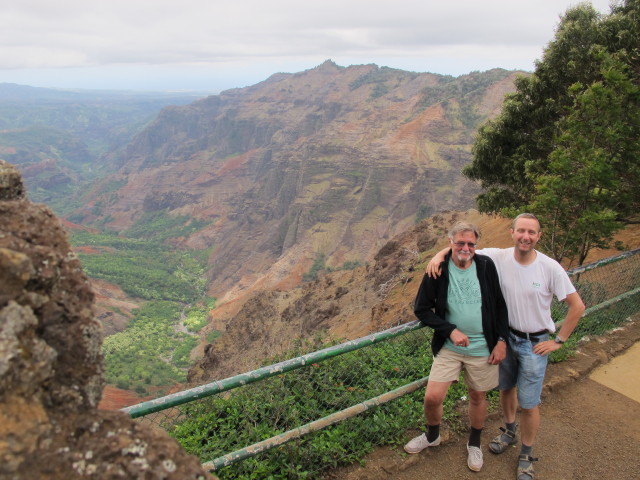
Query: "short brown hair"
511 213 541 231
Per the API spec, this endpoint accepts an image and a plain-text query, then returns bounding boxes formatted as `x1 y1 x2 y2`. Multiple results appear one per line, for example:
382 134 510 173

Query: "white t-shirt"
477 247 576 333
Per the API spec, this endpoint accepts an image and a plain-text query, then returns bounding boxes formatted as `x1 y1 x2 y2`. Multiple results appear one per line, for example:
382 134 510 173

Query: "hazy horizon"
0 1 616 93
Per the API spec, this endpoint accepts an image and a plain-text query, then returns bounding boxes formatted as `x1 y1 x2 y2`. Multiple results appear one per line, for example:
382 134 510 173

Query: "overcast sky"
0 0 616 93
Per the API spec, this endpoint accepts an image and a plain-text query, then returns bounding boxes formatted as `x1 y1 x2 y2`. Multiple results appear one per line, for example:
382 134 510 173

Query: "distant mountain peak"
72 65 522 303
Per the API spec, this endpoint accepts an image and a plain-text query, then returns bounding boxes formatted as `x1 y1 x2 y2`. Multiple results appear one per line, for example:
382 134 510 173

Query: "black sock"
518 445 535 480
507 421 517 433
468 427 483 447
520 444 533 457
427 424 440 443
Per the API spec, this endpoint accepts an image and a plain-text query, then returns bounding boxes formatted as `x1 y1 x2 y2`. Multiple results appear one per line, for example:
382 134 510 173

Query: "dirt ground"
328 315 640 480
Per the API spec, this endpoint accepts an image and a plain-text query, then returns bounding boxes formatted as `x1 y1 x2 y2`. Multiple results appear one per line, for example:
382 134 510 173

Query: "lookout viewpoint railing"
122 249 640 479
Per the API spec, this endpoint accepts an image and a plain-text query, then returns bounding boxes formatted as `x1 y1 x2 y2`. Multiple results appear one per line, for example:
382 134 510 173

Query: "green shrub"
183 304 210 332
415 204 432 224
303 253 327 282
338 260 362 271
168 330 480 479
103 301 196 394
206 330 222 343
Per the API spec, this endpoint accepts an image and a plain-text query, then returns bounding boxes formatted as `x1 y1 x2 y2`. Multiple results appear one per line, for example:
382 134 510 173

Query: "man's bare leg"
489 387 519 454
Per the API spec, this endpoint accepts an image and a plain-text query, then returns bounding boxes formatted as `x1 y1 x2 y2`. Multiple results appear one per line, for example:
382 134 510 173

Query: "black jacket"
414 251 509 356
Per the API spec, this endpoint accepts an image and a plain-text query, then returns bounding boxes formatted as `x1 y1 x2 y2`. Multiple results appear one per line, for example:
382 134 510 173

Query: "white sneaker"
467 444 483 471
403 433 441 454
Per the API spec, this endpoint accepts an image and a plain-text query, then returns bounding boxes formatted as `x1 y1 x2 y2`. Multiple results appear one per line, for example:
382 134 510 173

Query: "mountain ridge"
187 207 640 385
75 62 525 308
0 83 212 213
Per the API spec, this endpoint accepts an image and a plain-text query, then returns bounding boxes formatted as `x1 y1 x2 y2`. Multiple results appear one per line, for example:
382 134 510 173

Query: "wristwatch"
554 336 565 344
498 336 506 343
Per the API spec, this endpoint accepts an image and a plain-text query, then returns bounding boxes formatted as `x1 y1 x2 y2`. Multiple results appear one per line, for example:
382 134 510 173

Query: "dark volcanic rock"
0 160 212 479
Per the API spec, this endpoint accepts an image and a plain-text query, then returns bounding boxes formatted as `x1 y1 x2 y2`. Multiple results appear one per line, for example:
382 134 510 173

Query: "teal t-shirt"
444 259 489 356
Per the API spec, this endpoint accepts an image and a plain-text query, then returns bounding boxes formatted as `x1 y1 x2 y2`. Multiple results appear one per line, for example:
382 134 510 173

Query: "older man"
426 214 585 480
405 221 509 472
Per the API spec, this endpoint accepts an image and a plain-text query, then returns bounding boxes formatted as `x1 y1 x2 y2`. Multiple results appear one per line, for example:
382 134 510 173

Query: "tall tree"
464 0 640 265
528 52 640 265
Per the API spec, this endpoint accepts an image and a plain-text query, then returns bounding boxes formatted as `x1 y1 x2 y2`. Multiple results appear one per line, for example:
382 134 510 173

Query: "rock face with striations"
0 160 212 479
78 62 522 306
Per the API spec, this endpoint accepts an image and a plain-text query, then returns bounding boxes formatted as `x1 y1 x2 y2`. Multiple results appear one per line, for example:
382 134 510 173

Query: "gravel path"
329 316 640 480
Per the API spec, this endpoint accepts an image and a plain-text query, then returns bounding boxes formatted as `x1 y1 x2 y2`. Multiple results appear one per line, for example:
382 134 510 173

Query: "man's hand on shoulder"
425 247 450 278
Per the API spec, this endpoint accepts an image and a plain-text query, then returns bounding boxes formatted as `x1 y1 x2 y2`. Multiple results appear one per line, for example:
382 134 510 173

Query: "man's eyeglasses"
452 241 477 248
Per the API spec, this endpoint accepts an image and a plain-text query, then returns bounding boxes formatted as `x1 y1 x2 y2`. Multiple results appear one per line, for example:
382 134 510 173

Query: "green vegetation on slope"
302 253 363 282
171 331 493 479
184 298 217 332
70 230 208 302
126 210 212 243
102 298 216 395
69 229 214 395
102 301 191 393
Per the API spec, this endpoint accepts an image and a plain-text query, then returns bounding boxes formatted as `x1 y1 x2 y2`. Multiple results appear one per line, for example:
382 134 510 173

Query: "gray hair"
511 213 541 231
448 221 481 241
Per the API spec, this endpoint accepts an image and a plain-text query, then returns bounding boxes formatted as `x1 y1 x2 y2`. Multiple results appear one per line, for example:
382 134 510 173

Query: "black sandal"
517 454 538 480
489 425 518 454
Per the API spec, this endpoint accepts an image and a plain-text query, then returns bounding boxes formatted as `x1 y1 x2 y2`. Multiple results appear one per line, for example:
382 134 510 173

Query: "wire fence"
126 249 640 479
552 249 640 336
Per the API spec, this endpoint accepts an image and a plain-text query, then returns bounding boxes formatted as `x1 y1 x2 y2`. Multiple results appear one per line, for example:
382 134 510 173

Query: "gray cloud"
0 0 616 90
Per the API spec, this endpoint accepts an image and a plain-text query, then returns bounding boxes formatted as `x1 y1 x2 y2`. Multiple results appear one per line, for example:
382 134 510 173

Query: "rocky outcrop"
0 160 212 479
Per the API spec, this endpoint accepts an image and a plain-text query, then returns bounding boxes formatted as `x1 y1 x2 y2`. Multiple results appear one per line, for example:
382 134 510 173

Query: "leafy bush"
169 330 482 479
338 260 362 271
173 336 198 368
415 204 432 224
206 330 222 343
183 300 215 332
303 253 327 282
103 301 196 394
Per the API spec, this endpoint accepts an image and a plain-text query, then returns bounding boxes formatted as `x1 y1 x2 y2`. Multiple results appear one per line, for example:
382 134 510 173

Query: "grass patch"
103 301 193 394
70 230 207 303
168 329 490 479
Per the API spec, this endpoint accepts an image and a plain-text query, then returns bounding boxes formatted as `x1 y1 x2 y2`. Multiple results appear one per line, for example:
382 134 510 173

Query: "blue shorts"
498 332 549 409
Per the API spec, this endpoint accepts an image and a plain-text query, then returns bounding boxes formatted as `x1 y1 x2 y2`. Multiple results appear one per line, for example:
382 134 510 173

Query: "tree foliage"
464 0 640 265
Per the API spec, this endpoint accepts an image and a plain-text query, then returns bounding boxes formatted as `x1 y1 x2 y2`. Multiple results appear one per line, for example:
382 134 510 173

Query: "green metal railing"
123 319 426 419
126 319 435 478
201 377 430 472
123 248 640 479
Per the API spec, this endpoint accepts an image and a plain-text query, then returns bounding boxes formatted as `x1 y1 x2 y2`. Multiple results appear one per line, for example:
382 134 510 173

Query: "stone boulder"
0 160 212 479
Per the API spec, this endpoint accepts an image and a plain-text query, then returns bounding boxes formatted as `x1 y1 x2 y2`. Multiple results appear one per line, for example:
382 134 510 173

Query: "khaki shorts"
429 347 498 391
